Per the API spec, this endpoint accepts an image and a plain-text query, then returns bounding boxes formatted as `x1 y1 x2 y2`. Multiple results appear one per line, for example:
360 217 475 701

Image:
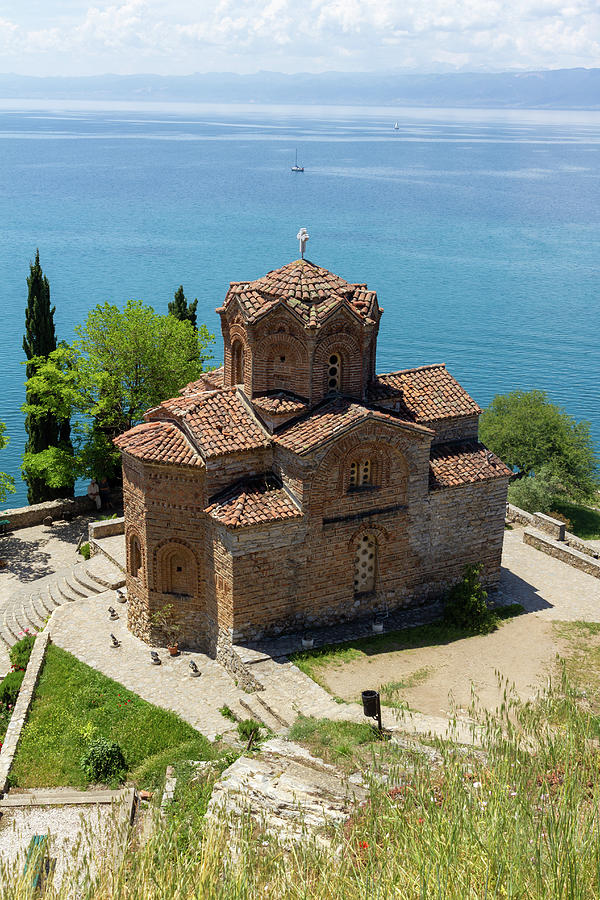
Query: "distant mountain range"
1 68 599 109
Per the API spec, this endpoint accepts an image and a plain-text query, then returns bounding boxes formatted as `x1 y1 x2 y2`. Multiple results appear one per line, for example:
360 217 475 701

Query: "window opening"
354 534 377 593
232 340 244 385
129 535 142 578
328 353 341 392
349 458 372 489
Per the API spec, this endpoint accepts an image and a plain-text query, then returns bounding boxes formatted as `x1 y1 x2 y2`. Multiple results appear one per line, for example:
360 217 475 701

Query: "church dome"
220 258 380 327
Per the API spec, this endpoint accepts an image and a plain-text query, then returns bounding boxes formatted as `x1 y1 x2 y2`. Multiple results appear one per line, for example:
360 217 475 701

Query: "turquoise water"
1 101 599 508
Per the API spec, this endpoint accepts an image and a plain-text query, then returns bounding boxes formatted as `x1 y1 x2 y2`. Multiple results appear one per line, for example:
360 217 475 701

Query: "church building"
115 249 511 652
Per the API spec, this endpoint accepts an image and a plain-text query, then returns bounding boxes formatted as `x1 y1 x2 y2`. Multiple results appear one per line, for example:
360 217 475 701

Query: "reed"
4 669 600 899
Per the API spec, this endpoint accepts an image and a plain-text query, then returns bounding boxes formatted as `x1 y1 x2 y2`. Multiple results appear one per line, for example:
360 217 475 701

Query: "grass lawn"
550 500 600 540
289 715 387 772
552 620 600 714
290 605 523 694
10 644 221 790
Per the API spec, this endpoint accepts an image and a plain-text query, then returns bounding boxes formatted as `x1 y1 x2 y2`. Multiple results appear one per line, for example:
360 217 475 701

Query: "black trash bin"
361 690 379 718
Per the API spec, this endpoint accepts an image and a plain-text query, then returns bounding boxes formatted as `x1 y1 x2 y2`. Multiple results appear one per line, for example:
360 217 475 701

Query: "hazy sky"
0 0 599 76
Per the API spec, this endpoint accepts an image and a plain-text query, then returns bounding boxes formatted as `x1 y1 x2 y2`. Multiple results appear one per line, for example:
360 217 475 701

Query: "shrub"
81 737 126 784
443 564 498 635
219 705 237 723
0 670 25 708
508 467 563 514
9 634 35 671
237 718 263 744
79 542 91 560
549 510 573 531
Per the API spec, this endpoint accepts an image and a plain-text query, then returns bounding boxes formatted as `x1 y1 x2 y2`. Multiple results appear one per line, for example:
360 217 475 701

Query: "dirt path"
318 526 600 719
321 614 562 719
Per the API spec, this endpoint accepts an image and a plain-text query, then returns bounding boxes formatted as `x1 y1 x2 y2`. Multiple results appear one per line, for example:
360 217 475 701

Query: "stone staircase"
0 554 125 650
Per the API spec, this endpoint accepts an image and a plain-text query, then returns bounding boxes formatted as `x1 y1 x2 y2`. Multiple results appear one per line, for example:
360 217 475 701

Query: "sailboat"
291 149 304 172
393 121 399 130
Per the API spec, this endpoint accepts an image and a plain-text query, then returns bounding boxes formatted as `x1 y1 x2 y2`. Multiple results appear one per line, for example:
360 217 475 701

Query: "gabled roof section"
205 473 302 529
253 391 310 416
219 259 381 328
274 397 432 456
429 442 512 489
368 364 481 422
114 421 202 468
146 388 271 459
181 367 224 396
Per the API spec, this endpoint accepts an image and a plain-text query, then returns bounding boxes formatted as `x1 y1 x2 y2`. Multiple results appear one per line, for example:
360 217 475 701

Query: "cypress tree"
23 250 73 503
168 285 198 332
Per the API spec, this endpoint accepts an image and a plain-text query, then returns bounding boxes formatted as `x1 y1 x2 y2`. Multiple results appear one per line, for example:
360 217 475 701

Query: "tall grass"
4 670 600 898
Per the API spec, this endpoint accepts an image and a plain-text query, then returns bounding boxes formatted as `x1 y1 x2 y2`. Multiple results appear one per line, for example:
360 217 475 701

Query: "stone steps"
0 787 135 808
0 556 125 650
250 656 344 723
236 695 285 733
72 567 103 596
84 555 125 591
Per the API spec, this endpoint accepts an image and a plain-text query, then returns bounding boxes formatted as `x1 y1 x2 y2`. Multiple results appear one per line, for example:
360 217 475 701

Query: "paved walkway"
496 525 600 621
0 517 93 598
0 516 95 673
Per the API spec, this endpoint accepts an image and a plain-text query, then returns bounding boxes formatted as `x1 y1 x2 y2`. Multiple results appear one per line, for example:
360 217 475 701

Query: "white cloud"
0 0 598 74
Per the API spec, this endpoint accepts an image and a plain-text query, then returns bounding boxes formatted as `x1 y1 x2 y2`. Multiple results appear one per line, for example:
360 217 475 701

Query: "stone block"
533 513 566 541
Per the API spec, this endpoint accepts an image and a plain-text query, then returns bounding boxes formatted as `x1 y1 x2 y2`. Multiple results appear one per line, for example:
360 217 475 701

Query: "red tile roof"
220 259 380 327
368 364 481 422
148 389 270 459
114 421 202 468
274 397 432 455
205 474 301 529
181 367 224 396
429 442 512 489
253 392 310 416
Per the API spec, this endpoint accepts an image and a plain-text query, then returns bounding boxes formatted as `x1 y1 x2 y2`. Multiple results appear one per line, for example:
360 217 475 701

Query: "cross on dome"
296 227 309 258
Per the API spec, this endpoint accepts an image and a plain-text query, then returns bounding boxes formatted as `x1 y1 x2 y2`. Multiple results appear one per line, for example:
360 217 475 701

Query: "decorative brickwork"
116 257 509 653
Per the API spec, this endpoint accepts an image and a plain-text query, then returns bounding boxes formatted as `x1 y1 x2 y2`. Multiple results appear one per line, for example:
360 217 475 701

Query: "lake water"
1 101 599 508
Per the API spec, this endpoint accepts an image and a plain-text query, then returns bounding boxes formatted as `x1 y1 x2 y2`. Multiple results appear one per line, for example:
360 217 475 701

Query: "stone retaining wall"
89 517 125 541
0 631 50 795
0 496 94 530
507 503 599 560
216 629 263 693
506 503 535 526
523 528 600 579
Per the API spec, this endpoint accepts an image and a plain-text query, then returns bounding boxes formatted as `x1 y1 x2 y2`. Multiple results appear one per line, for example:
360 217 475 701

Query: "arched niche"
155 541 199 597
254 333 309 395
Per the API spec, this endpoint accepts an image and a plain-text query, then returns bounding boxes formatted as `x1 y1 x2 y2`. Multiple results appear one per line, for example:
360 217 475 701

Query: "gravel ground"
0 799 128 893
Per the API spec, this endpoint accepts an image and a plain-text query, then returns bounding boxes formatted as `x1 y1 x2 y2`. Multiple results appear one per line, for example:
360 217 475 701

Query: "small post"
361 689 383 736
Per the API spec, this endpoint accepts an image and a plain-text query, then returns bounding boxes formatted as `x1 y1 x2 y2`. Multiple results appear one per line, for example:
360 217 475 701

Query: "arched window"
231 340 245 385
349 459 372 489
129 534 142 578
327 353 341 393
354 533 377 594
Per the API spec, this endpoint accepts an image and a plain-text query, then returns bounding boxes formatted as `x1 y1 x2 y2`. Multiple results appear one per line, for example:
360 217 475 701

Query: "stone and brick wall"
1 495 94 530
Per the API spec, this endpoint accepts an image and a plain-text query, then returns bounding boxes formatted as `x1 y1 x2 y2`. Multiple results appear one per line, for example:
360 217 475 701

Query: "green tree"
480 389 598 500
23 299 214 485
0 421 16 504
168 285 198 332
22 250 73 503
